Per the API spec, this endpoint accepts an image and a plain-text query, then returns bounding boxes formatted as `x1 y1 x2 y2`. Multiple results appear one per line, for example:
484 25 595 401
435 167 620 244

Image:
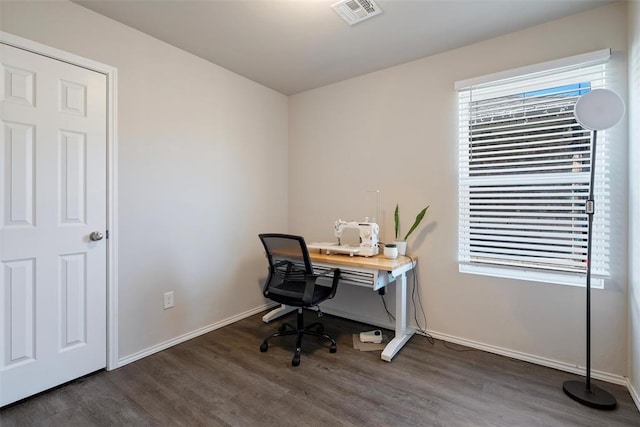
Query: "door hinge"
106 230 109 239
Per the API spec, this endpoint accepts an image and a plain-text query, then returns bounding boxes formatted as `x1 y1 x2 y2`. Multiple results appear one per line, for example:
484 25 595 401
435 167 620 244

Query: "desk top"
308 252 417 272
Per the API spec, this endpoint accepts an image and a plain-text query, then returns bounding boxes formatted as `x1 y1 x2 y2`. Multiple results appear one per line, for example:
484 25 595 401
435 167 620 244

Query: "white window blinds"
457 51 611 286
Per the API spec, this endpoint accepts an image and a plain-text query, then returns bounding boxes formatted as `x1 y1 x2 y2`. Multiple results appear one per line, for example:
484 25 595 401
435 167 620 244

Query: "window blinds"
457 52 611 285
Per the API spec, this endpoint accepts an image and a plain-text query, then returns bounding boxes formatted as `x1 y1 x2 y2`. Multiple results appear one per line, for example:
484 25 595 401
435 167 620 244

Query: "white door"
0 43 107 406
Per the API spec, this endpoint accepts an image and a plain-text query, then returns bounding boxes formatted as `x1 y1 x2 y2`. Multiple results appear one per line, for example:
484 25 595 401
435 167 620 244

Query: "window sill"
459 263 605 289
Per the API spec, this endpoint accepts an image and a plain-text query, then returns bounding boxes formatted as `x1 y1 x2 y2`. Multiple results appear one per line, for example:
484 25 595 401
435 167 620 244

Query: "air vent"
331 0 382 26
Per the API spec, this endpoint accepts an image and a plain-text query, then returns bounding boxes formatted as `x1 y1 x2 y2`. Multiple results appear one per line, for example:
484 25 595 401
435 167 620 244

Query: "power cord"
378 254 434 345
407 256 434 345
409 256 476 352
380 254 477 352
380 293 395 323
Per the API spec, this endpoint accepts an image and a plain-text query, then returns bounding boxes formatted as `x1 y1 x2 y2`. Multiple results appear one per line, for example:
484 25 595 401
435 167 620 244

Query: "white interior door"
1 43 107 406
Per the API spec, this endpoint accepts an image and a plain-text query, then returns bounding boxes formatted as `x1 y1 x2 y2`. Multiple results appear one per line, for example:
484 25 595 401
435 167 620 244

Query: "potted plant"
394 204 429 255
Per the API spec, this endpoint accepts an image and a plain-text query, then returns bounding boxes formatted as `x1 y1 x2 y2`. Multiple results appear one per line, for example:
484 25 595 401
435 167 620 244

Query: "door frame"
1 31 119 371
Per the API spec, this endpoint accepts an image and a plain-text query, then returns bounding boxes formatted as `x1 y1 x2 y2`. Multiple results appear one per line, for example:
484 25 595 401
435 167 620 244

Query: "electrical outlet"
163 291 174 309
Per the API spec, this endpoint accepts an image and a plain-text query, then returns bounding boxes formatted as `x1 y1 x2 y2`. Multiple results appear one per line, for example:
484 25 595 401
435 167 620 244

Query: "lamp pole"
562 89 624 410
562 129 615 410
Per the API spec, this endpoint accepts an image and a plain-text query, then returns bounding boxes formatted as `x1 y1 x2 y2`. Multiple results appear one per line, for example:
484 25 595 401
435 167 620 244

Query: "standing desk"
262 252 417 362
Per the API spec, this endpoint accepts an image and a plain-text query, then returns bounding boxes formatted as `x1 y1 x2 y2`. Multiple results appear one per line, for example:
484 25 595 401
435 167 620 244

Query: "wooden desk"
262 252 417 362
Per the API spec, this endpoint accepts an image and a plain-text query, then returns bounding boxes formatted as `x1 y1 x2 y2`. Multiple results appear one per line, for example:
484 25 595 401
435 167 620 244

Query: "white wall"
2 0 634 385
0 1 288 360
628 0 640 406
289 2 630 378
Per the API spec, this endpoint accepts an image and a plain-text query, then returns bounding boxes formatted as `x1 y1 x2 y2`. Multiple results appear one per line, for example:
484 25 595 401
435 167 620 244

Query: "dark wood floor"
2 311 639 426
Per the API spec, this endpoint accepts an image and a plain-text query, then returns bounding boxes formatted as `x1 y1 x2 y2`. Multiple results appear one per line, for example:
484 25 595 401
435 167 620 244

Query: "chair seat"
267 282 333 307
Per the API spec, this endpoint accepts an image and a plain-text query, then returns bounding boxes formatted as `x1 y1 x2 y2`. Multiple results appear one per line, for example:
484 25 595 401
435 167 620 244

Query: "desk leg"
381 271 415 361
262 304 296 323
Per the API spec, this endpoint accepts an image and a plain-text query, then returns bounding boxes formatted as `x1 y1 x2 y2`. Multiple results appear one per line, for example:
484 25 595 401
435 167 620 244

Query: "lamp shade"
574 88 625 131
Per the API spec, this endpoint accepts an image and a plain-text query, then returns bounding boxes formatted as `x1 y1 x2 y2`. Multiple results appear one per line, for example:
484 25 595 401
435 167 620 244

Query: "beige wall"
1 1 288 360
628 0 640 406
289 2 630 377
1 0 635 386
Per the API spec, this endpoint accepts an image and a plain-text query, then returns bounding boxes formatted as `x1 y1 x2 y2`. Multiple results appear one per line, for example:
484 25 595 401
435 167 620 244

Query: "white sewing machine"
308 219 380 257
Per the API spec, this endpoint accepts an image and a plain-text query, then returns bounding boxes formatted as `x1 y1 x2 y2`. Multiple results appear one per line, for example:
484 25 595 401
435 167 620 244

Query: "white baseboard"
425 330 627 386
117 302 277 368
321 307 628 386
321 307 395 330
628 379 640 411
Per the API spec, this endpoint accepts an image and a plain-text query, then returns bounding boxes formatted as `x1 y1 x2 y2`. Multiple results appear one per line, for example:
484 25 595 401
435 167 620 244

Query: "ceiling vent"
331 0 382 26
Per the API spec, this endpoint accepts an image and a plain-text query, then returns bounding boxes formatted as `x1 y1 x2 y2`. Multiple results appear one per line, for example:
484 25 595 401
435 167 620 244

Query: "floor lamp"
562 88 624 410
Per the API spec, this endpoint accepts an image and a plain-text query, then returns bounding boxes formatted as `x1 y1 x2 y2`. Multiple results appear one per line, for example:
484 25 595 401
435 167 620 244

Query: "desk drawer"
312 263 388 291
279 259 388 291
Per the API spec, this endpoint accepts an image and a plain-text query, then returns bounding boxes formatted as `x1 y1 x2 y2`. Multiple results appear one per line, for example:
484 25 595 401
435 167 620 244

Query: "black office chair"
258 233 341 366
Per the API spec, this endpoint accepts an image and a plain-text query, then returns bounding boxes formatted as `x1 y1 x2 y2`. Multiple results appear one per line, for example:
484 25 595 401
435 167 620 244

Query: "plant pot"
383 243 398 260
394 240 407 256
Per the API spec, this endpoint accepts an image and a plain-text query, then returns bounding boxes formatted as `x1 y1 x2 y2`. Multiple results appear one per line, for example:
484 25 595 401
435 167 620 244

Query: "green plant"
394 204 429 241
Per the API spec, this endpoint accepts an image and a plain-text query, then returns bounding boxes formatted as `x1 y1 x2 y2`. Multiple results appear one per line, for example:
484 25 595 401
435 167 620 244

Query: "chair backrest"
258 233 313 274
259 233 340 307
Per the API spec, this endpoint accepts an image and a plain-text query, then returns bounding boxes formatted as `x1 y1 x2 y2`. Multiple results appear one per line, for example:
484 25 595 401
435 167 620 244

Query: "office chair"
258 233 341 366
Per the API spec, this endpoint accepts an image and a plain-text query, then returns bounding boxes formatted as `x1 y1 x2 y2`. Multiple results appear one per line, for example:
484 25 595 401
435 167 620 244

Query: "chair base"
260 308 336 366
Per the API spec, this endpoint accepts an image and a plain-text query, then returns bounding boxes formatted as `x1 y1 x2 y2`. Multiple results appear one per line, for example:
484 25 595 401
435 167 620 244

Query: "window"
457 50 612 287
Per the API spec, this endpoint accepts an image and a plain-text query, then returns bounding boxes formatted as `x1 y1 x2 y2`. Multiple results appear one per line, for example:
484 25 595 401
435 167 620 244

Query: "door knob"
89 231 104 241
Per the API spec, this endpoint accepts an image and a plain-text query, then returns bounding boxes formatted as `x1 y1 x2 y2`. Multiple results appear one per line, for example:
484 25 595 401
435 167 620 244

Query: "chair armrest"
301 268 341 304
328 268 341 299
303 276 316 304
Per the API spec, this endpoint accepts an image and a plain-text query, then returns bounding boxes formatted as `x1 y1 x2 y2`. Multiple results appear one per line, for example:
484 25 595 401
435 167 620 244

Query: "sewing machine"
308 219 379 257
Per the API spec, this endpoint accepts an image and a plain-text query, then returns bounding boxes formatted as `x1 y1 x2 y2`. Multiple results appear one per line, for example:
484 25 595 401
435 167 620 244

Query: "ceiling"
73 0 615 95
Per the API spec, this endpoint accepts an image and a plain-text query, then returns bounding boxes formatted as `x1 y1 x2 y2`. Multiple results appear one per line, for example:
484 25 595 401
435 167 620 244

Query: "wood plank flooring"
2 311 639 426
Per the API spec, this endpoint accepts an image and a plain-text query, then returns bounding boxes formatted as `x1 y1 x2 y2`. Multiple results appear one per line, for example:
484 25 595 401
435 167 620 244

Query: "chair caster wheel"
330 344 337 353
292 355 300 366
260 342 268 352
